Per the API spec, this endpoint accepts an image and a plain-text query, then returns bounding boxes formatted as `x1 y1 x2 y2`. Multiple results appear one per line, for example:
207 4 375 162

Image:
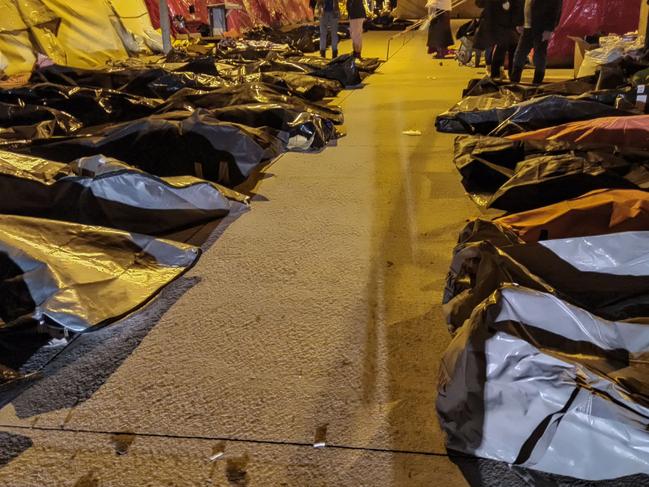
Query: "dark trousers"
510 28 549 84
491 42 516 78
319 11 339 53
485 45 494 65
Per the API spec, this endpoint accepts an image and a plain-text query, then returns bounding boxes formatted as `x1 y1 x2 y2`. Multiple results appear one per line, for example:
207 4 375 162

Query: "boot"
353 51 361 59
532 69 546 85
332 49 338 58
320 49 326 58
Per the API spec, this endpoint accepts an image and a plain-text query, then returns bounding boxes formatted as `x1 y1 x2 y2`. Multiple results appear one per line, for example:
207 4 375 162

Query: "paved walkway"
0 32 486 486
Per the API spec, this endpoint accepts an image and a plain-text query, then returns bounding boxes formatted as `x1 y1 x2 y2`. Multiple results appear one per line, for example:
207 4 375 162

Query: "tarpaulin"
0 214 200 382
24 65 344 151
38 0 130 68
496 189 649 243
509 115 649 150
244 71 343 101
244 25 320 53
3 110 283 188
0 100 81 139
108 0 160 54
0 0 162 75
0 83 161 128
454 135 649 212
438 283 649 480
0 151 234 236
161 81 344 123
436 94 630 136
310 54 362 87
190 103 338 150
548 0 642 68
461 75 600 101
0 0 37 75
31 64 232 100
443 225 649 332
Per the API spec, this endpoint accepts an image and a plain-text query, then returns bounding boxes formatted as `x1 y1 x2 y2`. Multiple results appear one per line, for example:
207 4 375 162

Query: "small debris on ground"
210 442 226 461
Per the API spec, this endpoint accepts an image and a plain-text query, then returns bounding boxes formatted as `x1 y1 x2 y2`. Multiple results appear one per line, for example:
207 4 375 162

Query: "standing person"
316 0 340 58
474 0 524 79
347 0 367 58
426 0 454 59
509 0 563 84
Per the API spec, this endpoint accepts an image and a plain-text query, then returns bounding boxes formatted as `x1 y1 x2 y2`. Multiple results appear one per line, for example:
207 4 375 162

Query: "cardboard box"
569 36 598 78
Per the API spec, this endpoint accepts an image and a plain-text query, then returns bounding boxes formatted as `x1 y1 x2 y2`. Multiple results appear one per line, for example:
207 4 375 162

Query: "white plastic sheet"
439 230 649 480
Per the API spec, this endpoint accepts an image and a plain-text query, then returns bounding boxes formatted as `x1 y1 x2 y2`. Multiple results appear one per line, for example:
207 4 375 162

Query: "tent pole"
644 0 649 50
159 0 173 54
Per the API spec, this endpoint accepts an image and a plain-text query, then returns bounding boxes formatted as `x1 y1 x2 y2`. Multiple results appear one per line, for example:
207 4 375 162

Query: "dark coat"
316 0 340 14
526 0 563 32
347 0 367 19
427 10 454 50
474 0 524 50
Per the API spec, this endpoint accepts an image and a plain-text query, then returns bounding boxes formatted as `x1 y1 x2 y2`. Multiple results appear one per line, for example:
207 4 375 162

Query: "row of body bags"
0 41 381 385
436 62 649 481
434 65 649 138
438 188 649 480
0 148 248 385
0 49 382 186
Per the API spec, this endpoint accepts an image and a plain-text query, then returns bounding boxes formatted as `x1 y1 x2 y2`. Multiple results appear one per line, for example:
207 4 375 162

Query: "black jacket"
474 0 524 49
316 0 341 14
347 0 367 19
526 0 563 32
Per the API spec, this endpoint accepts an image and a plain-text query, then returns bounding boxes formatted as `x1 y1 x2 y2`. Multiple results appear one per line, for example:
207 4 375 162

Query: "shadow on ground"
0 432 32 468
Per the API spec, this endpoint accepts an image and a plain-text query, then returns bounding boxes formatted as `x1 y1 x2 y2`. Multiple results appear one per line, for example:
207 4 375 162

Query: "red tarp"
145 0 313 34
548 0 641 67
509 115 649 150
496 189 649 243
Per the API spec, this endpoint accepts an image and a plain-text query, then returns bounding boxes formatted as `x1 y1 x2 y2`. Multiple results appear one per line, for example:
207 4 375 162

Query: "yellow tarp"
0 0 160 74
109 0 155 41
0 0 35 74
40 0 129 68
0 30 35 74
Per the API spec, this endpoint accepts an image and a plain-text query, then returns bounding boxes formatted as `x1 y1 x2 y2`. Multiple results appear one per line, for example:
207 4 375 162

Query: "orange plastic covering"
496 189 649 243
508 115 649 150
144 0 312 34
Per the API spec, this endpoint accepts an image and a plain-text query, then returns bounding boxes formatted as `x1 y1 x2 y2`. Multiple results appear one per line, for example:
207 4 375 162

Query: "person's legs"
532 33 549 84
506 42 517 77
331 15 339 57
490 43 507 78
427 17 436 54
350 18 363 56
319 12 329 56
510 28 534 83
474 49 483 68
485 45 494 66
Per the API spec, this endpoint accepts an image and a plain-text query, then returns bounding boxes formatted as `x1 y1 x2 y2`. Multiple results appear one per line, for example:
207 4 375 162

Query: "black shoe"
332 50 338 58
353 51 362 59
320 50 326 58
